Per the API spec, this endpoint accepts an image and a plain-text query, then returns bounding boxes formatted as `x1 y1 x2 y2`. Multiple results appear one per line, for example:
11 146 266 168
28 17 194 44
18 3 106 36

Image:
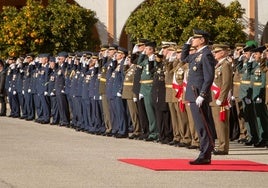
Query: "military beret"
145 41 156 48
212 44 229 53
108 44 118 50
251 45 266 53
58 51 68 58
193 29 210 39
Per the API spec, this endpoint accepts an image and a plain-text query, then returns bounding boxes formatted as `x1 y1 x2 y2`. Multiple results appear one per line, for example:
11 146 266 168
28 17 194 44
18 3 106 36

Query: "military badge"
195 54 202 62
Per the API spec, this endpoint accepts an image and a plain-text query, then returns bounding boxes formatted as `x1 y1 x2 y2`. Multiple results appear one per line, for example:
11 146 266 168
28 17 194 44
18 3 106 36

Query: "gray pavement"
0 116 268 188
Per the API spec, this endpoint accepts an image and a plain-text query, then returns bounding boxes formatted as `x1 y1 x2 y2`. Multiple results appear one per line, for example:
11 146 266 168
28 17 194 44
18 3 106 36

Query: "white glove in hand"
245 97 251 104
231 96 235 101
195 96 204 107
44 91 48 96
22 90 25 95
116 92 122 97
132 44 139 54
133 97 138 102
50 92 55 96
28 89 31 93
186 37 193 45
256 97 262 104
216 99 222 106
148 54 155 61
8 87 11 92
99 96 102 100
13 91 17 95
248 53 255 62
238 54 244 62
61 90 65 94
139 93 144 100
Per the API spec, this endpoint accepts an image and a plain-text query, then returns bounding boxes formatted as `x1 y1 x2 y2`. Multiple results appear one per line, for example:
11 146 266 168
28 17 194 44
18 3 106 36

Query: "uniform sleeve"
219 61 232 102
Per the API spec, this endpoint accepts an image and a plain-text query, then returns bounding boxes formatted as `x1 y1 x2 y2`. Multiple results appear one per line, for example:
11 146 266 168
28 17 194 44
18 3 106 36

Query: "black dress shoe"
145 137 156 142
178 142 190 147
189 158 211 165
238 138 247 144
244 140 257 146
254 140 267 148
213 150 228 155
115 134 128 138
128 134 139 139
168 140 180 146
187 145 200 149
0 113 6 116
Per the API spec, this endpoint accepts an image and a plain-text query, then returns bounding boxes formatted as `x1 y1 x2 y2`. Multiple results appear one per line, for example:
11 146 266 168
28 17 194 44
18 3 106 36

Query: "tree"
0 0 99 58
125 0 246 47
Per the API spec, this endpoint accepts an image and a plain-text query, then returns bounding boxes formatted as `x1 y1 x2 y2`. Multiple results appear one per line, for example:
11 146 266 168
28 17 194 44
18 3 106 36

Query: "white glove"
216 99 222 106
133 97 138 102
116 92 122 97
61 90 65 93
139 93 144 100
186 37 193 45
13 91 17 95
8 87 11 92
231 96 235 101
99 96 102 100
248 53 255 62
148 54 155 61
44 91 48 96
238 54 244 61
103 50 108 58
132 44 139 54
22 90 25 95
195 96 204 107
10 63 16 69
158 49 164 55
34 57 39 63
28 89 31 93
50 92 55 96
95 62 99 67
256 97 262 104
245 97 251 104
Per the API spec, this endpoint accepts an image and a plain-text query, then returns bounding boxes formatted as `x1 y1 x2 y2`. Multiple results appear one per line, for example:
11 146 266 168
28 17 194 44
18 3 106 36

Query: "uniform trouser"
185 104 199 146
9 93 20 117
253 101 268 142
0 96 6 115
39 94 50 122
127 99 141 136
82 98 91 131
110 96 127 135
136 98 149 136
211 106 230 152
24 92 35 119
92 99 106 133
235 98 247 139
190 102 215 160
67 94 73 120
101 94 112 133
34 94 42 120
155 102 173 142
168 102 181 142
72 96 83 128
242 99 258 143
143 95 158 139
56 94 70 125
50 96 59 124
18 92 27 118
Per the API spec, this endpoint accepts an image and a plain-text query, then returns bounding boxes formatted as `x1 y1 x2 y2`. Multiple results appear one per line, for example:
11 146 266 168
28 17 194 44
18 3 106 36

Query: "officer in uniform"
181 29 216 165
131 39 150 140
37 53 51 124
237 41 259 145
48 57 60 125
211 44 233 155
138 41 158 141
23 53 36 121
0 59 6 116
250 46 268 147
232 43 247 143
55 51 70 126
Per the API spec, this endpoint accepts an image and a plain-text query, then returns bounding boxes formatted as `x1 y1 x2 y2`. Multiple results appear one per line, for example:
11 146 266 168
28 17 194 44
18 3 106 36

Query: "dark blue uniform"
181 43 216 161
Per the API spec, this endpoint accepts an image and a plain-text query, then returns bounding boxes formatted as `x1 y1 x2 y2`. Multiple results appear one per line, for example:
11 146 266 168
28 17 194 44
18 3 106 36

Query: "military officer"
138 41 158 141
232 43 248 143
211 44 233 155
48 57 60 125
55 51 70 126
250 46 268 147
237 41 259 145
181 29 216 165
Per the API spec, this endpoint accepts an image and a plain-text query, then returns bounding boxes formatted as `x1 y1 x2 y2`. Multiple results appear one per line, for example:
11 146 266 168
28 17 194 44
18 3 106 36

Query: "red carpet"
118 158 268 172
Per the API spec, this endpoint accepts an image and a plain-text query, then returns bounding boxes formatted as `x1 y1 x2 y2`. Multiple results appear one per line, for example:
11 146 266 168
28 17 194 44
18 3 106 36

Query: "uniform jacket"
181 44 216 102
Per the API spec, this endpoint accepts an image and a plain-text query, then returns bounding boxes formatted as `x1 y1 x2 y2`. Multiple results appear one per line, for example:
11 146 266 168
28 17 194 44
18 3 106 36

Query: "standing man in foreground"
181 29 216 165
